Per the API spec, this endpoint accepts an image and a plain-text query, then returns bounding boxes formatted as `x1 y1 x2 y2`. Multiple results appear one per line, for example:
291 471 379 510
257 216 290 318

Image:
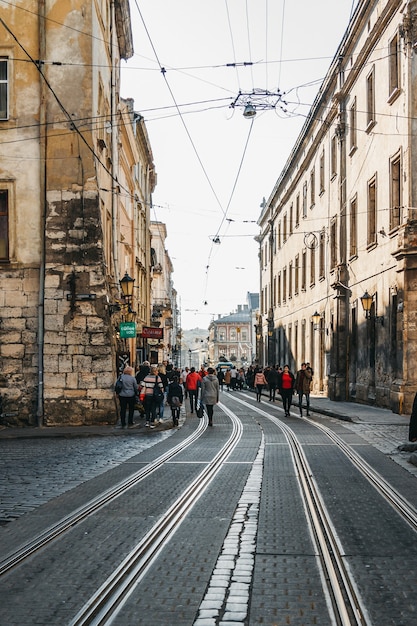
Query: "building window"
350 196 357 258
367 175 377 246
230 330 236 341
310 167 315 208
289 261 293 299
278 222 281 249
331 135 337 178
0 58 8 120
0 189 9 259
302 181 307 218
319 149 325 194
366 67 376 130
319 229 325 279
295 254 299 295
283 267 287 303
283 213 287 242
389 33 400 101
289 203 293 235
273 275 277 306
219 330 225 341
330 218 337 269
390 153 402 230
301 249 306 291
349 98 357 153
242 331 247 341
310 246 315 286
278 272 282 306
296 194 300 227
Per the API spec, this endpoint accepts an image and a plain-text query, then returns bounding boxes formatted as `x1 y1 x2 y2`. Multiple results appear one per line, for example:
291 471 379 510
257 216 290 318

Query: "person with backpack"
115 366 138 429
139 365 164 428
167 375 184 427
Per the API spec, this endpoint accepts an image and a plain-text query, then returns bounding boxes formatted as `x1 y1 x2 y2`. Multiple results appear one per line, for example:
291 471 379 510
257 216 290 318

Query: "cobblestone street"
0 430 173 524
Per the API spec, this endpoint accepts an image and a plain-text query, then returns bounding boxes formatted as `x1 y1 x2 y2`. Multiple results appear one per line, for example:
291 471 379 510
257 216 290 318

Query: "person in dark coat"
266 365 280 402
167 375 184 427
409 392 417 442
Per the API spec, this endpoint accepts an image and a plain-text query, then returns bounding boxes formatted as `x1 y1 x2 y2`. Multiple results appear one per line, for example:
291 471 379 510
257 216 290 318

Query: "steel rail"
230 394 368 626
69 404 242 626
301 416 417 531
0 417 207 577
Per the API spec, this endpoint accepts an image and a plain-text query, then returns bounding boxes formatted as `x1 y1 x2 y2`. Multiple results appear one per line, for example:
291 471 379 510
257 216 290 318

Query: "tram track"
229 394 377 625
69 404 243 626
3 394 415 625
0 417 208 577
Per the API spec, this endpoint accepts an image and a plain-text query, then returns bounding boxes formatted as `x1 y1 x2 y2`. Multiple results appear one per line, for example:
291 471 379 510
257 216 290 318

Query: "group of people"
115 361 220 429
253 362 313 417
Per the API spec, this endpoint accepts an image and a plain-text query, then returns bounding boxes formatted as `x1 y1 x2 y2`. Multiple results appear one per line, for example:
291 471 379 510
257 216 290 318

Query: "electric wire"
225 0 241 91
132 0 227 219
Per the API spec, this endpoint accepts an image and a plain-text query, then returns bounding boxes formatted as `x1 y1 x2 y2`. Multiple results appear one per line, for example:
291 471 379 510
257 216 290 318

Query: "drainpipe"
37 0 47 426
110 0 120 287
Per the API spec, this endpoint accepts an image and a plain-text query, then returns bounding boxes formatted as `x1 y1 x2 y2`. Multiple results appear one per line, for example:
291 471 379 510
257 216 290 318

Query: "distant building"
208 293 259 367
148 222 178 366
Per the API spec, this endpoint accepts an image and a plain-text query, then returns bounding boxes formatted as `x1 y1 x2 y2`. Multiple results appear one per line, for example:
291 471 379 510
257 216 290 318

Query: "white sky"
121 0 358 330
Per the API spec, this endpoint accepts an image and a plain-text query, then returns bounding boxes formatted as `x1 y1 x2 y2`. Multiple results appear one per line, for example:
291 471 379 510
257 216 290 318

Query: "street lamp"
360 291 384 325
119 271 135 299
312 311 321 330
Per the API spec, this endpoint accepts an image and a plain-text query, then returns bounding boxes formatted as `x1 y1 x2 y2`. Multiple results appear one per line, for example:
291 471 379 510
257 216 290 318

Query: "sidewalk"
0 394 409 439
308 394 407 426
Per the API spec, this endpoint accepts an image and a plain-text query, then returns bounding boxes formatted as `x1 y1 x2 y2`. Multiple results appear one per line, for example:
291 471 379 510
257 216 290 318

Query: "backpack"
153 376 164 400
114 375 123 395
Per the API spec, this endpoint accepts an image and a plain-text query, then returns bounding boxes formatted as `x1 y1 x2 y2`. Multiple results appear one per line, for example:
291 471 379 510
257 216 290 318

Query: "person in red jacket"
278 364 295 416
186 367 201 413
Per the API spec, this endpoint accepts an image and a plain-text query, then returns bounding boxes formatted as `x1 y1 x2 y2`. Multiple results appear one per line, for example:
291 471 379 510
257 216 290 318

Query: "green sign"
119 322 137 338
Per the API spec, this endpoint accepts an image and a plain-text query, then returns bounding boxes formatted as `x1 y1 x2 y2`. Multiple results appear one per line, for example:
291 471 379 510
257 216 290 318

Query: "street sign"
120 322 137 338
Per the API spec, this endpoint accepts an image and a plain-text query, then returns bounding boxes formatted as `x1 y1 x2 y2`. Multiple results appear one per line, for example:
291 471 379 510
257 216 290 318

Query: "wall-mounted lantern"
360 291 384 325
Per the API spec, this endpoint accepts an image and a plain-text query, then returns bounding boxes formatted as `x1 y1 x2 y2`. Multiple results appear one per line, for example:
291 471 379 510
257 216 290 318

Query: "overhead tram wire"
276 0 286 91
133 0 228 220
202 116 256 304
245 0 256 90
225 0 241 91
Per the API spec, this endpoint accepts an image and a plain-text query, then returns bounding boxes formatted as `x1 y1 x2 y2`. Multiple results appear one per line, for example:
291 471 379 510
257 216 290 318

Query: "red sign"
141 326 164 339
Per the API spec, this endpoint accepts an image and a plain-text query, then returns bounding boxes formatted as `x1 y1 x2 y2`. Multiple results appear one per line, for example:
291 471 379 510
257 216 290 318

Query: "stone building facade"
258 0 417 414
208 294 259 367
148 222 179 365
0 1 155 426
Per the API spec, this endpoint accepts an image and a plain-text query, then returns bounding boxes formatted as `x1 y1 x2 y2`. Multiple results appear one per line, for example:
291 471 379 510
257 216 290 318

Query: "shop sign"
141 326 164 339
120 322 137 338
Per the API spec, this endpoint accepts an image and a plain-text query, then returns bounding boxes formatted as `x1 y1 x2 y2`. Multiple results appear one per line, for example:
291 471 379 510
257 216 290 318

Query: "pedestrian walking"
186 366 201 413
116 366 138 428
224 368 232 391
295 362 312 416
156 363 169 423
278 364 295 416
201 367 219 426
167 375 184 427
217 368 225 391
254 368 268 402
139 365 164 428
135 360 150 385
266 365 279 401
